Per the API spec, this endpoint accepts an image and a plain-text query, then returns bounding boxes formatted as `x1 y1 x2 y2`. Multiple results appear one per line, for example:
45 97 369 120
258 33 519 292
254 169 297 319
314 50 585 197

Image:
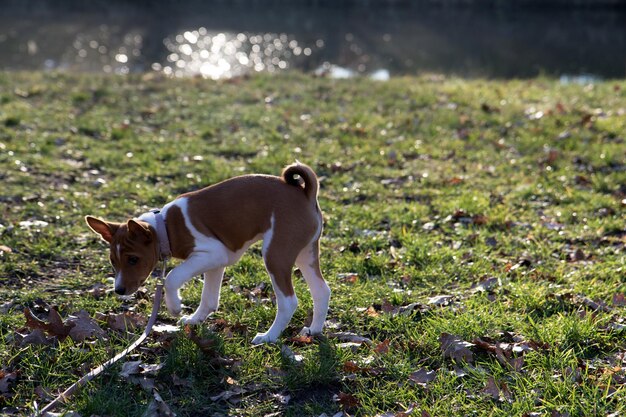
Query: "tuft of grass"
0 71 625 416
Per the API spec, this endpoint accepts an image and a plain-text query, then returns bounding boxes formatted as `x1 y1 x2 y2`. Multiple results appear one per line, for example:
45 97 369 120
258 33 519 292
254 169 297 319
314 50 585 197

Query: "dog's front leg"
164 251 227 316
179 267 225 325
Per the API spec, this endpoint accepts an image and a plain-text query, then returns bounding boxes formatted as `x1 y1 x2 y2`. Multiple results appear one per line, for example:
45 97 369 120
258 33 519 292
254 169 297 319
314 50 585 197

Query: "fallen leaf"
612 293 626 307
440 333 474 363
338 273 359 284
41 411 82 417
0 301 15 314
171 373 192 387
120 360 142 378
17 329 56 347
483 377 500 400
0 371 17 394
280 344 304 364
328 332 373 345
210 387 246 402
144 389 176 417
86 283 108 299
67 310 105 342
184 325 216 354
408 368 436 387
396 302 429 316
343 361 361 373
578 295 612 312
141 363 165 376
335 392 360 410
471 277 499 293
272 392 291 405
128 375 156 391
374 339 391 355
568 248 586 262
485 236 498 247
336 342 363 351
428 295 453 306
288 334 314 345
365 306 380 317
472 214 488 226
422 222 436 231
101 311 147 332
342 360 385 377
34 385 52 401
24 308 72 339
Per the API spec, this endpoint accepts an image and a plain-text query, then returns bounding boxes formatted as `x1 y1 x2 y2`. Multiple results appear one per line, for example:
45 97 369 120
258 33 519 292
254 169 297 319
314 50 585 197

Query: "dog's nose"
114 286 126 295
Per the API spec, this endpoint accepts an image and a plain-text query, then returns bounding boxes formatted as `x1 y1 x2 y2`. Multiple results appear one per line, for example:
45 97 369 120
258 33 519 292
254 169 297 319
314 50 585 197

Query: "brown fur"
164 205 195 259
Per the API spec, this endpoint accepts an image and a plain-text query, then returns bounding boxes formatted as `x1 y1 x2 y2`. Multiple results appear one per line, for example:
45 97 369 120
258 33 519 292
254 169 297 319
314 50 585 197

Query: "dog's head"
85 216 158 295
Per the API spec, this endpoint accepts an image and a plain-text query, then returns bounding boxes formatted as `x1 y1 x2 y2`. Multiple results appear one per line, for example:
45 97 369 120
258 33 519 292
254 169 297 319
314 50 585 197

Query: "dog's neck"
137 209 171 260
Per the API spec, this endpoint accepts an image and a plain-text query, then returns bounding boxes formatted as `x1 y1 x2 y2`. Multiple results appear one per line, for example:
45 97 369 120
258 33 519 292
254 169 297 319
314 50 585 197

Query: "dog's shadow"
158 328 341 415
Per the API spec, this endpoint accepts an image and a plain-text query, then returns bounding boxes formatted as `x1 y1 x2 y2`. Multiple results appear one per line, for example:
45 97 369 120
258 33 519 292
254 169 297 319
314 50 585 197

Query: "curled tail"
282 162 319 202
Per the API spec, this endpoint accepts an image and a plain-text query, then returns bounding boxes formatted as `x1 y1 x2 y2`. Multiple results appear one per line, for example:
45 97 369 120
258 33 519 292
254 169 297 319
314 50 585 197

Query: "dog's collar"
148 209 171 260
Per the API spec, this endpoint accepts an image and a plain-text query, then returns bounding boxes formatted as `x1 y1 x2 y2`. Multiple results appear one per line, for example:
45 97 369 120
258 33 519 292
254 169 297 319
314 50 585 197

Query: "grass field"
0 71 625 416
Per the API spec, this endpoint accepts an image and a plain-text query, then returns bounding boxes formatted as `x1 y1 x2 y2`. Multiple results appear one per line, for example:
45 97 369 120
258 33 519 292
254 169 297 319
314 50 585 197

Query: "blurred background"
1 0 625 80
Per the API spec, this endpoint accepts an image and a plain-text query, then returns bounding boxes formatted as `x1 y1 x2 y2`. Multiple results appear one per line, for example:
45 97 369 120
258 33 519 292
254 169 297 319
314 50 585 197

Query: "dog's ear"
85 216 120 243
127 219 153 243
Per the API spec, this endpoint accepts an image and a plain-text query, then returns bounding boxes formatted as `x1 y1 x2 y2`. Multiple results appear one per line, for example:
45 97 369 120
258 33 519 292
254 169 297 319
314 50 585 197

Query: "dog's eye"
128 256 139 266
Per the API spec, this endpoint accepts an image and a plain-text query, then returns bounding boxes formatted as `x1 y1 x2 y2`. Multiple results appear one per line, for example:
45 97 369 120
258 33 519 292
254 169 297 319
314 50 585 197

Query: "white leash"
34 259 168 416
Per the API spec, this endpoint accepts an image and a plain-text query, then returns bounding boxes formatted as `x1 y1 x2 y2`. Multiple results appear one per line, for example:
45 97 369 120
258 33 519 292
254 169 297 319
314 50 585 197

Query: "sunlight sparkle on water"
159 29 319 79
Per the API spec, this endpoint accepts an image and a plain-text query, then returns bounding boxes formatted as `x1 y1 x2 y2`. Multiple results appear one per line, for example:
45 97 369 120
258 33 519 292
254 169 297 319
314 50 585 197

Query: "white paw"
251 332 277 345
164 292 182 317
179 314 204 325
299 326 322 336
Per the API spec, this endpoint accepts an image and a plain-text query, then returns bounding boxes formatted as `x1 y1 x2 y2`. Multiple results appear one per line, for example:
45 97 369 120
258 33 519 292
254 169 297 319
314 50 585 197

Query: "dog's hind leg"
251 258 298 345
252 220 300 345
296 239 330 336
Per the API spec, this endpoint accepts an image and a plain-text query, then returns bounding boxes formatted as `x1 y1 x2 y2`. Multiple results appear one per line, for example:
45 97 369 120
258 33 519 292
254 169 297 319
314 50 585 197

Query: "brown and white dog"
85 162 330 344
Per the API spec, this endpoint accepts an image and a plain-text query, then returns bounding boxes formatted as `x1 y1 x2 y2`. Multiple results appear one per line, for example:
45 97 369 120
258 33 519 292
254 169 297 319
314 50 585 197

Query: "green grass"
0 71 625 416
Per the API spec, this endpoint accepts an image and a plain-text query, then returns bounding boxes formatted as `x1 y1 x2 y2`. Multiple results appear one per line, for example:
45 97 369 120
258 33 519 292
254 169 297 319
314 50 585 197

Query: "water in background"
1 1 625 79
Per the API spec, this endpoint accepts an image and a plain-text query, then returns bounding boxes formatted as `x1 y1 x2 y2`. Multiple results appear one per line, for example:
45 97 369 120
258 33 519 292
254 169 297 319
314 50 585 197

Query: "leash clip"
157 258 168 285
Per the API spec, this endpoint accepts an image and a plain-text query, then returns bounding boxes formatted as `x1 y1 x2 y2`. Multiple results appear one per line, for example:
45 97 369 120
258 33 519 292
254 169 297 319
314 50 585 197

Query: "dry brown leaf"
210 387 246 402
184 325 216 354
0 371 18 394
440 333 474 363
67 310 105 342
103 311 147 332
374 339 391 355
471 277 499 293
328 332 373 345
280 344 304 364
428 295 454 306
23 308 72 339
288 334 314 345
17 329 56 347
120 360 143 378
408 368 436 387
366 306 380 317
335 392 360 410
144 389 176 417
612 293 626 307
338 272 359 284
343 360 361 373
483 377 500 400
